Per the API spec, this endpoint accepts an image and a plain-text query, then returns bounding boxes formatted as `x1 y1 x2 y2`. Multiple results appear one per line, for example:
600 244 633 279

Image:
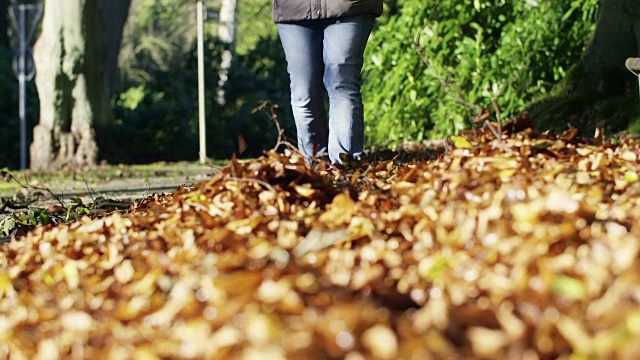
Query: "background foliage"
112 0 292 164
362 0 600 146
0 0 605 169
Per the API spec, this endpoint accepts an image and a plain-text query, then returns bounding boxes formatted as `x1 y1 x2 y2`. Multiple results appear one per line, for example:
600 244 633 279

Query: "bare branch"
253 101 299 153
486 86 503 137
81 172 96 205
409 36 483 118
12 174 66 208
226 176 277 193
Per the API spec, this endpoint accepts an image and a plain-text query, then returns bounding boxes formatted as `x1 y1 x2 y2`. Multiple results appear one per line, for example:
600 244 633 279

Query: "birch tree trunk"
217 0 237 105
30 0 130 170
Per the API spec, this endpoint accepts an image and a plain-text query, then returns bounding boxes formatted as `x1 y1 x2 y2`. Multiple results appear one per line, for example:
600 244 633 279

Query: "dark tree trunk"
102 0 131 89
530 0 640 133
30 0 130 170
0 0 9 49
385 0 399 16
581 0 639 97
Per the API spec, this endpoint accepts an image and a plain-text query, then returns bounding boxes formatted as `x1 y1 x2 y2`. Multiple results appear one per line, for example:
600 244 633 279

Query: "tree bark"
217 0 237 105
103 0 131 89
385 0 399 16
530 0 640 133
31 0 129 170
0 0 9 49
581 0 639 97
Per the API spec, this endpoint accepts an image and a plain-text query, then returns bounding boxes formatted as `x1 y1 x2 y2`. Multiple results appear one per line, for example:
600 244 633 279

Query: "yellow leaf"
294 184 316 198
468 327 507 357
114 260 135 284
556 316 592 353
318 192 355 225
551 276 585 300
626 312 640 335
625 171 639 183
63 261 80 290
450 135 472 148
0 273 14 299
362 324 399 360
499 168 517 180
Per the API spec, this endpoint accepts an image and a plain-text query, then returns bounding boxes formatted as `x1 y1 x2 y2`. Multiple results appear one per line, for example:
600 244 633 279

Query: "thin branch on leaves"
409 35 483 117
486 86 504 139
253 101 298 153
227 176 277 193
0 170 64 209
81 172 96 204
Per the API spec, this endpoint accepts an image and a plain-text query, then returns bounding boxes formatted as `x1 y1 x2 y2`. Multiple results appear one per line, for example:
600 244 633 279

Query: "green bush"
363 0 599 145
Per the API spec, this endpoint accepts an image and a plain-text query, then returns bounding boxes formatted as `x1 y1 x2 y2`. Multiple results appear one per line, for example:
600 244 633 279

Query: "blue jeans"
277 15 375 164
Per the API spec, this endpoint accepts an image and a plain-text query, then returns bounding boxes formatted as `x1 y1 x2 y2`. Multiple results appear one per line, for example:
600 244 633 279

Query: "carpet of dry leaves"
2 120 640 360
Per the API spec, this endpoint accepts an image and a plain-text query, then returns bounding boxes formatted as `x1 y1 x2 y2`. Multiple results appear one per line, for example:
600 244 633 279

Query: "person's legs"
323 15 375 164
277 21 327 162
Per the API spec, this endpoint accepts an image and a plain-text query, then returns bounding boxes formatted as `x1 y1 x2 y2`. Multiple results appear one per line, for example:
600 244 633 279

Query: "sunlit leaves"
450 135 473 148
2 124 640 358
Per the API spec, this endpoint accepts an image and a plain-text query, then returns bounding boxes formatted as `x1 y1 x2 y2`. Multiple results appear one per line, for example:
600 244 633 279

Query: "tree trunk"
385 0 399 16
530 0 640 133
217 0 237 105
103 0 131 89
31 0 129 170
0 0 9 49
581 0 639 97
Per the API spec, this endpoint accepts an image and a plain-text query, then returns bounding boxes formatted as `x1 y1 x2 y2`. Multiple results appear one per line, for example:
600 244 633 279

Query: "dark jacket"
272 0 383 23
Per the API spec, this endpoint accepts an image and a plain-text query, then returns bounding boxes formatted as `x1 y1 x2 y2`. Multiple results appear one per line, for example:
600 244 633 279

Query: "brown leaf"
238 134 247 154
318 192 355 225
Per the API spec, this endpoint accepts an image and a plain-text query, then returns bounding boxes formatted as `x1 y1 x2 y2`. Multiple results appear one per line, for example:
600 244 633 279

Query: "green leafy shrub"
363 0 599 146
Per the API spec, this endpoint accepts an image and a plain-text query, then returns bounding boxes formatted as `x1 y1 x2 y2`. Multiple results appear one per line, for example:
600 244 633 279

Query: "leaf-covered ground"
2 120 640 359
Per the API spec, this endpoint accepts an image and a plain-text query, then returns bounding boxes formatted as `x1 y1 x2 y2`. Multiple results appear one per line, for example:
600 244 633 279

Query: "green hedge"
363 0 599 145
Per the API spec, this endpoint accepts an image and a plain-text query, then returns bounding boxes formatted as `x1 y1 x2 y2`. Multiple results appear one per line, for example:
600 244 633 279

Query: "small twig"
143 180 152 199
486 86 503 138
94 201 134 210
361 165 373 177
80 172 96 205
1 198 29 211
484 122 501 140
227 176 277 193
208 164 225 175
13 174 66 208
409 36 483 120
253 101 299 153
2 171 65 210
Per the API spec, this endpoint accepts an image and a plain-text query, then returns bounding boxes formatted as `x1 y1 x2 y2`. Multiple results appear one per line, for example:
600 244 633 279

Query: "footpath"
0 162 216 222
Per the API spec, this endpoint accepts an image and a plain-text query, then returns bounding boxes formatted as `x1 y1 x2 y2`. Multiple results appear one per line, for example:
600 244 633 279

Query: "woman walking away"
272 0 383 165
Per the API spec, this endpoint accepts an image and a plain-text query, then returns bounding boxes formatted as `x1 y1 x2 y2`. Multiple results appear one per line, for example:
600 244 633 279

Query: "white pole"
197 0 207 164
18 6 26 170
